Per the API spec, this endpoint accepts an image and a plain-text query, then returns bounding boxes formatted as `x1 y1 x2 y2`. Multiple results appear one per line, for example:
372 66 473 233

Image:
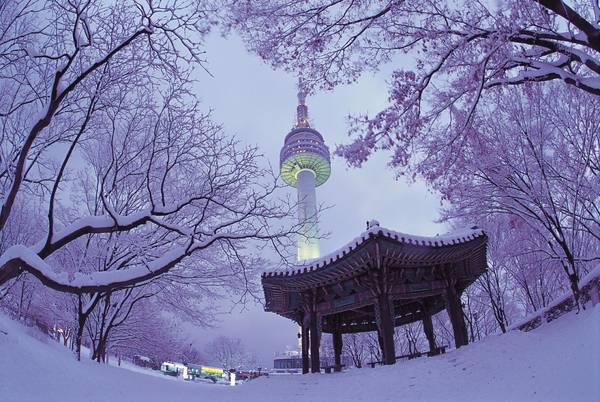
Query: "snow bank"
1 305 598 402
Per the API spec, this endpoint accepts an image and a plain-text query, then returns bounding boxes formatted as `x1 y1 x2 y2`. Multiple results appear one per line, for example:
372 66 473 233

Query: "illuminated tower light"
280 85 331 262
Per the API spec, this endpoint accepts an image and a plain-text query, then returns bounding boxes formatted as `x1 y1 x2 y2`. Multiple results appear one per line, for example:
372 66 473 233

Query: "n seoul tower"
280 87 331 262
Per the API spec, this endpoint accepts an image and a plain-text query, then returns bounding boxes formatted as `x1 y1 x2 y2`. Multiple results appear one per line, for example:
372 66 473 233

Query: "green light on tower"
279 87 331 262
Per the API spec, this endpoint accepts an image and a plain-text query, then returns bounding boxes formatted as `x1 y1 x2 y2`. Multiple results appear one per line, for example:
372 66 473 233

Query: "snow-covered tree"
226 0 600 225
342 333 369 368
228 1 599 168
230 1 599 92
431 84 599 308
205 336 256 369
0 0 293 295
390 322 422 356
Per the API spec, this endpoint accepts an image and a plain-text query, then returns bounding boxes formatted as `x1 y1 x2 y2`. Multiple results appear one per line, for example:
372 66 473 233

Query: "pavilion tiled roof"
263 222 485 278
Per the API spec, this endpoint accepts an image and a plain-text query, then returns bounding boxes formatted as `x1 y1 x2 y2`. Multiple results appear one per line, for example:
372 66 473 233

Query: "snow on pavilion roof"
263 221 485 279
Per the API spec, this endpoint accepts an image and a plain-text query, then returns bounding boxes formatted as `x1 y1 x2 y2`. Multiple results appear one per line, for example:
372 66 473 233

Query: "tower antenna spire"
296 79 309 128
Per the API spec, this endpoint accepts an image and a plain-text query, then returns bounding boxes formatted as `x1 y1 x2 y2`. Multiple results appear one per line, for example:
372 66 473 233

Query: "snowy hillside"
1 306 598 402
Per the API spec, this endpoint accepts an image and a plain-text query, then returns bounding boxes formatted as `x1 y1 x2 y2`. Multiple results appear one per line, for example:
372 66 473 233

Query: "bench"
322 364 345 373
367 346 448 367
427 345 447 356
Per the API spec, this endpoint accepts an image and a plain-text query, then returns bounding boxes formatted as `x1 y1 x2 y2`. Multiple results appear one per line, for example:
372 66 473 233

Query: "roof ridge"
263 225 485 278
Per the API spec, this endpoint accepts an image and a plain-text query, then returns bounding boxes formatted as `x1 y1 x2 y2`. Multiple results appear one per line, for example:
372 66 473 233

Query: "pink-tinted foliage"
227 0 599 170
433 84 599 306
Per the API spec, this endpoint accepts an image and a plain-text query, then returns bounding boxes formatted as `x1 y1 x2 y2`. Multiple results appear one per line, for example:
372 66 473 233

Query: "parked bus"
186 364 226 382
160 362 227 383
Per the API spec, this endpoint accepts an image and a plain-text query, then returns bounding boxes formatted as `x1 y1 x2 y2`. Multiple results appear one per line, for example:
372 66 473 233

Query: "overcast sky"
188 33 446 368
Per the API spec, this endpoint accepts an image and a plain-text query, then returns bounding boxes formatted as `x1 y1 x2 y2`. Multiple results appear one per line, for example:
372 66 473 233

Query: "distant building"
272 349 302 373
273 350 303 372
272 349 350 373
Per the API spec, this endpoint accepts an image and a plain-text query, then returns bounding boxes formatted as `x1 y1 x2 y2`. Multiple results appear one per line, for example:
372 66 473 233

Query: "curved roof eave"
263 224 486 280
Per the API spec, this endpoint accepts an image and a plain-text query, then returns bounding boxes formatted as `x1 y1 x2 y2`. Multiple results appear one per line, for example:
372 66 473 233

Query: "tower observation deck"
280 89 330 261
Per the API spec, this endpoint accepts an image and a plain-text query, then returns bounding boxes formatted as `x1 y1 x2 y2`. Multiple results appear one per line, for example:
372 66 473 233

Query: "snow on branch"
226 0 600 171
0 1 294 296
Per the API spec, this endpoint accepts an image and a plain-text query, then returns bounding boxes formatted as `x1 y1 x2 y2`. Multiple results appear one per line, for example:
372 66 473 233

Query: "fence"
510 266 600 332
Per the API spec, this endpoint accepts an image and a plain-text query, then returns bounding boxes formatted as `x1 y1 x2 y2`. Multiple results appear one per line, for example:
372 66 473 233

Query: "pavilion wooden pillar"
332 329 343 372
375 294 396 365
421 302 437 354
301 314 310 374
445 282 469 348
309 310 321 373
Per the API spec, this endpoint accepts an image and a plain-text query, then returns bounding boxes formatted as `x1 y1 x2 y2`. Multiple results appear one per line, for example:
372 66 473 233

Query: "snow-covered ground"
1 306 598 402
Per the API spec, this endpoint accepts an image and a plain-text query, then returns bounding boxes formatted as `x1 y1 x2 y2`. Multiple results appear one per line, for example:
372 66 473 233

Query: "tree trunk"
75 322 85 361
93 338 106 362
18 280 26 320
75 294 100 361
568 271 583 311
75 295 87 361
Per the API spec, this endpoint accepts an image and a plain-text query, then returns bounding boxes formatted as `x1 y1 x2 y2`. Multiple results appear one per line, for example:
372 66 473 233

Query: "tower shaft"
296 170 319 261
280 84 330 263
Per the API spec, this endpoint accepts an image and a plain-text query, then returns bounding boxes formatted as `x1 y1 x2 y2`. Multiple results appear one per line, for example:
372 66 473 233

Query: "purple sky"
189 34 446 367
